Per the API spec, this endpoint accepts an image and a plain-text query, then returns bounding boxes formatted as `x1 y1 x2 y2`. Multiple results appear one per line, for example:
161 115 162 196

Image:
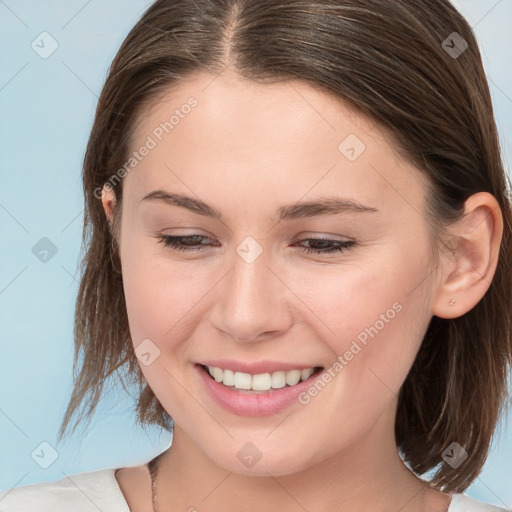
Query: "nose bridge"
212 236 292 341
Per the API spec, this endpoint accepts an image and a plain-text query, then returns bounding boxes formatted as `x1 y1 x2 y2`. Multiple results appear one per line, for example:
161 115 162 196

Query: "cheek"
120 235 179 344
120 250 202 409
295 244 432 391
287 254 431 456
120 238 219 359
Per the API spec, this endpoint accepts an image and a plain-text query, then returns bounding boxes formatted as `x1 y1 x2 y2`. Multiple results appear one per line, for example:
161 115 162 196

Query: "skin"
103 69 503 512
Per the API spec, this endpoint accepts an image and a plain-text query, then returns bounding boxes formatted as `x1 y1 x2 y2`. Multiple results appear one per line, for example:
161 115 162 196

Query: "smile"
203 364 322 392
196 363 325 416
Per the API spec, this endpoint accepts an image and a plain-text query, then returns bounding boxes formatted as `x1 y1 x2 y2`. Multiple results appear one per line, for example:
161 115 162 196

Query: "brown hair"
58 0 512 493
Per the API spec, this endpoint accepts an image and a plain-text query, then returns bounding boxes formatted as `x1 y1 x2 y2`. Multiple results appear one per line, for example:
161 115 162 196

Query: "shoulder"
449 493 511 512
0 468 130 512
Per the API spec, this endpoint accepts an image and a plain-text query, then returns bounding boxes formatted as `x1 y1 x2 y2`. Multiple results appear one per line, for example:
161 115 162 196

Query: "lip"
195 363 323 416
199 359 321 374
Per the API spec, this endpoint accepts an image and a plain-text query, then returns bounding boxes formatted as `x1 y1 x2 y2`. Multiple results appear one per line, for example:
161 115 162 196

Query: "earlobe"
432 192 503 319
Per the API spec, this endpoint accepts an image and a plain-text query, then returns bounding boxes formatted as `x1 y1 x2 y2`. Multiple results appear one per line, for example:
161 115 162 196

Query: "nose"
209 241 293 342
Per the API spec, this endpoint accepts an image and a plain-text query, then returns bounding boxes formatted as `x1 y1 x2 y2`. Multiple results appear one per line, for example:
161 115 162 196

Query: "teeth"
234 371 252 390
252 372 272 391
285 369 301 386
301 368 314 380
271 371 286 389
212 367 223 383
204 365 319 391
223 369 235 386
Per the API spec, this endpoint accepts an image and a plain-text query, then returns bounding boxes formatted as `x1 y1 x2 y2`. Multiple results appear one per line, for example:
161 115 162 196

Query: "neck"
153 405 445 512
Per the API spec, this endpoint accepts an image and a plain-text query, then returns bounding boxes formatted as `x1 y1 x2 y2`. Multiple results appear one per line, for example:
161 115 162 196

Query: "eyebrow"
140 190 378 221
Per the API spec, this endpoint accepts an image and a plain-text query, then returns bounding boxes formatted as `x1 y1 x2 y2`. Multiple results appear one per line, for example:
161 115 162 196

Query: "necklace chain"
148 453 163 512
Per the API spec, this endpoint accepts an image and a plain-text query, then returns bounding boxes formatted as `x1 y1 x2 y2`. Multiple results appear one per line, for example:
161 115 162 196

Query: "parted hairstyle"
58 0 512 493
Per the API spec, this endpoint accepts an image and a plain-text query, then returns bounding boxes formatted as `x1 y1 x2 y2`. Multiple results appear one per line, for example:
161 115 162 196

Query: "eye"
293 238 356 254
156 234 217 252
155 234 356 255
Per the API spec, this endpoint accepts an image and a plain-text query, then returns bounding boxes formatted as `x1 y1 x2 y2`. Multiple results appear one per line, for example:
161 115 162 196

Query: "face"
113 70 441 476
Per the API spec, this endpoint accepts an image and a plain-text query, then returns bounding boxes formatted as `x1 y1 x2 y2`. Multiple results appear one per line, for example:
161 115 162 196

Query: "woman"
1 0 511 511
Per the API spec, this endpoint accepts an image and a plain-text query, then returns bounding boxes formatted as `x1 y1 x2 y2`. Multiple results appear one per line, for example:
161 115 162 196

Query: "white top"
0 467 510 511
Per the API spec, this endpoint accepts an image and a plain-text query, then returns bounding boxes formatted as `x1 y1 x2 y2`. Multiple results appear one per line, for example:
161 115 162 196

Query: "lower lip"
195 364 322 416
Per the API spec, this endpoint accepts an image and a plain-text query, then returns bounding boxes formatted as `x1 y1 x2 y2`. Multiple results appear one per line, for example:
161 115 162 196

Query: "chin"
202 440 322 478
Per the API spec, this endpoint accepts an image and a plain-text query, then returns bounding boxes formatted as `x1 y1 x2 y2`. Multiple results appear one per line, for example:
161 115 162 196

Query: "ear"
432 192 503 319
101 183 117 231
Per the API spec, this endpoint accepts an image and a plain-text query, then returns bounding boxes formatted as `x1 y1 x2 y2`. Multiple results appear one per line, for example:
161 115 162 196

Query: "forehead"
134 69 375 156
126 70 428 217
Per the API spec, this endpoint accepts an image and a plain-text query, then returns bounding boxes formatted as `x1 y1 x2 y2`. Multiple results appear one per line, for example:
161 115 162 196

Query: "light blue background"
1 0 511 507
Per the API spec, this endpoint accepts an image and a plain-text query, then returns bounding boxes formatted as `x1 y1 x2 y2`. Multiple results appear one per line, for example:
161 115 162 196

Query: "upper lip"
198 360 322 375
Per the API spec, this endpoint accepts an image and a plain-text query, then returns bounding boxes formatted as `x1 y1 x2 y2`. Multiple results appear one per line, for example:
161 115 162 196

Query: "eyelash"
155 234 356 255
